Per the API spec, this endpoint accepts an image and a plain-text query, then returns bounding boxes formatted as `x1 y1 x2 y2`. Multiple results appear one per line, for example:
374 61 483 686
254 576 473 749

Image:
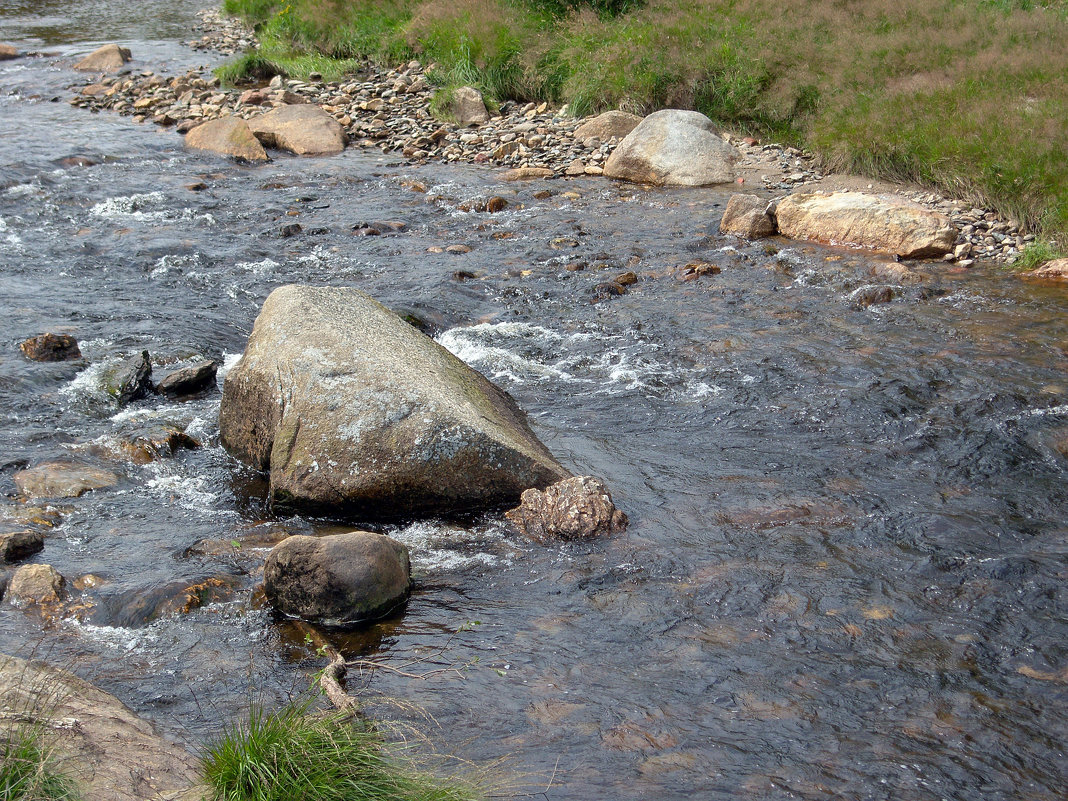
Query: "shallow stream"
1 3 1066 799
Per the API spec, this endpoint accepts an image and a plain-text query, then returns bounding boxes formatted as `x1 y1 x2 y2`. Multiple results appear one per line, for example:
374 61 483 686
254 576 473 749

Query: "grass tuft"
0 729 81 801
201 696 480 801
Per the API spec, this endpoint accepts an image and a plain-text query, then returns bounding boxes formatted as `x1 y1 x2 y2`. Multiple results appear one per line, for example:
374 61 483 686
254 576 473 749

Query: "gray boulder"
603 109 738 186
248 104 346 156
451 86 489 127
220 285 570 519
573 110 642 142
264 532 410 626
505 475 628 543
719 193 777 238
74 43 131 72
185 116 268 162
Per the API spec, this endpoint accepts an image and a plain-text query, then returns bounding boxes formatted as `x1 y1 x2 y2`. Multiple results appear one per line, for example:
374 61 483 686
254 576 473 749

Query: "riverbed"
1 3 1066 799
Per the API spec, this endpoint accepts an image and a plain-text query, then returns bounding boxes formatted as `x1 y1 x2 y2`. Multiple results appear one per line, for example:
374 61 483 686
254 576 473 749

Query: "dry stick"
292 621 359 713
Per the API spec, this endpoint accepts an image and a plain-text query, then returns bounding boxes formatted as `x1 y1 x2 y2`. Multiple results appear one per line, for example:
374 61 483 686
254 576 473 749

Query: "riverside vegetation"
216 0 1068 255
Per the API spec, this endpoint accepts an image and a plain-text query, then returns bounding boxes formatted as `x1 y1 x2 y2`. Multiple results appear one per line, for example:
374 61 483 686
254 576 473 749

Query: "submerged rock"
573 110 642 142
451 86 489 127
14 462 120 499
6 563 66 606
74 43 131 72
185 116 268 162
154 359 218 396
0 530 44 563
96 423 200 465
264 532 410 626
719 193 777 239
501 167 553 181
774 191 957 258
19 332 81 361
0 43 20 60
505 475 628 543
248 104 346 155
604 110 738 186
220 285 569 519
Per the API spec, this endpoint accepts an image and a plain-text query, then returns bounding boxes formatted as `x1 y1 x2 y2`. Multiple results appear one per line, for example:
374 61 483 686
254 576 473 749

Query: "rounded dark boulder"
264 532 411 626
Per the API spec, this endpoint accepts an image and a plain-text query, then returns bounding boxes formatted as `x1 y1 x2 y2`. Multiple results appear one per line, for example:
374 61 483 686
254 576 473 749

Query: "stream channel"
1 2 1067 799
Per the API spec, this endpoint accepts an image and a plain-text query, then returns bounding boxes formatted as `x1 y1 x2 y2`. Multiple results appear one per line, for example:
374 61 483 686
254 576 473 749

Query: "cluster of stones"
187 7 257 55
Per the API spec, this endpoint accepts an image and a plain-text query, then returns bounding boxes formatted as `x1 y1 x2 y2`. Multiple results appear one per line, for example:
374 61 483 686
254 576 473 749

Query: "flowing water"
1 4 1067 799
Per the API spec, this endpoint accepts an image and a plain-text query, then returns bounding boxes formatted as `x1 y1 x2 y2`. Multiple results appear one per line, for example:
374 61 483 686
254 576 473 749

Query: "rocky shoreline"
60 9 1042 267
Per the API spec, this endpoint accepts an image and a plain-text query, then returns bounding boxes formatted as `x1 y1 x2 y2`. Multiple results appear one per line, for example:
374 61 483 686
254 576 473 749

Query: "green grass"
1 723 81 801
1013 240 1065 270
201 696 479 801
217 0 1068 246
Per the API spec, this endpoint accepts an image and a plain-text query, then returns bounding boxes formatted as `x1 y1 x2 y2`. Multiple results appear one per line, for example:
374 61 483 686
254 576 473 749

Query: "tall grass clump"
0 727 81 801
201 696 479 801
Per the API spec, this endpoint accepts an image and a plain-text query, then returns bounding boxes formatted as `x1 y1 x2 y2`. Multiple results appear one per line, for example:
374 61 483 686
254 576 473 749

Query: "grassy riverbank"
220 0 1068 249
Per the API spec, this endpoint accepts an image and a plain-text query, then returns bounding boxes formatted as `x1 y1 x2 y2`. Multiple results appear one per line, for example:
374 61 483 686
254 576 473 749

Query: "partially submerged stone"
248 104 346 156
6 563 66 606
155 360 218 397
103 350 153 404
0 530 44 563
774 191 957 258
604 110 738 186
264 531 411 626
1021 258 1068 282
74 43 131 72
185 116 268 162
573 110 642 142
505 475 628 543
97 423 200 465
719 193 777 239
220 285 570 519
501 167 553 181
451 86 489 127
14 462 120 499
0 43 20 60
20 333 81 362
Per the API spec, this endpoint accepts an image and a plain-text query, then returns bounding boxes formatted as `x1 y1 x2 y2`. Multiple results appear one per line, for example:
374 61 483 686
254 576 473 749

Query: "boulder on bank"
603 110 738 186
20 333 81 361
220 285 570 519
74 43 131 72
774 191 957 258
573 110 642 142
0 654 203 801
185 116 268 162
0 44 20 60
248 104 346 156
14 462 119 499
451 86 489 127
264 532 411 626
505 475 628 543
720 193 777 239
1021 257 1068 282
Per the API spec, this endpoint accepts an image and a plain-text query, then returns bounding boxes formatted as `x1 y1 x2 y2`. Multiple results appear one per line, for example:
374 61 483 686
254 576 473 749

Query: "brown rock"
81 83 111 96
102 423 200 465
0 43 19 60
774 192 957 258
486 196 508 213
719 193 777 239
1021 258 1068 282
248 104 346 156
185 116 268 162
155 360 218 396
505 475 628 543
74 43 131 72
20 333 81 362
0 530 44 563
7 564 66 605
573 110 642 142
501 167 553 181
264 532 411 625
14 462 120 499
451 86 489 126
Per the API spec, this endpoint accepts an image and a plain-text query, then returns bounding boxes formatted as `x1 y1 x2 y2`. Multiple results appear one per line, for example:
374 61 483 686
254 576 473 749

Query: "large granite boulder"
774 191 957 258
0 655 203 801
603 109 738 186
505 475 628 543
220 285 570 519
573 110 642 142
264 532 410 626
74 43 131 72
185 116 268 162
719 193 777 239
451 86 489 127
248 104 346 156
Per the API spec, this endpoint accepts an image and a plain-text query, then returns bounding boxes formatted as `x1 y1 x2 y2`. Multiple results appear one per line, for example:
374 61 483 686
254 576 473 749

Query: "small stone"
279 222 302 237
485 196 508 213
7 564 66 606
505 476 627 543
445 244 472 254
20 333 81 362
501 167 552 181
614 271 638 286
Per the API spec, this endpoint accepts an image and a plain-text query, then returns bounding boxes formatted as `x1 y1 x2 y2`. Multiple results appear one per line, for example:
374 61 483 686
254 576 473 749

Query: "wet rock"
719 193 777 239
248 104 346 156
219 285 570 519
592 281 627 300
103 350 153 404
185 116 268 162
676 260 721 280
20 333 81 362
279 222 302 237
0 530 44 563
505 475 628 543
774 192 957 258
264 531 410 626
604 110 738 186
14 462 119 499
155 359 218 397
96 576 240 626
103 423 200 465
614 271 638 286
74 43 131 72
1021 258 1068 282
0 44 20 60
573 110 642 142
850 285 895 309
451 86 489 126
6 564 66 606
501 167 553 181
0 655 203 800
485 196 508 213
